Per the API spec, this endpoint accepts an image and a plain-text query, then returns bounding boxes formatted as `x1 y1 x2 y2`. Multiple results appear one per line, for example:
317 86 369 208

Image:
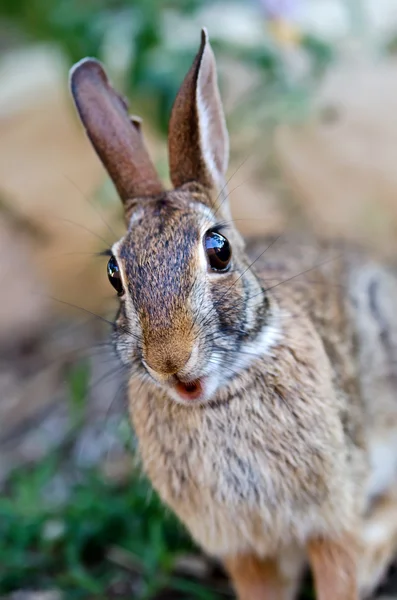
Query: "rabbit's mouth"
174 377 205 402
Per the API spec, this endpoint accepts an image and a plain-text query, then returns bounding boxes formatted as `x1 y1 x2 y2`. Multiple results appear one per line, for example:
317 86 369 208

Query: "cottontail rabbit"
70 29 397 600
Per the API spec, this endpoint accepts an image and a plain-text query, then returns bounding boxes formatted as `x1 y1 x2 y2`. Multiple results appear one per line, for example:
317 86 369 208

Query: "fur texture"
70 29 397 599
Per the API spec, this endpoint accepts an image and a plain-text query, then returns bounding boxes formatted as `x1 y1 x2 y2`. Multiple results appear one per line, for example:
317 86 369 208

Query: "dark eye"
204 231 232 272
107 255 124 296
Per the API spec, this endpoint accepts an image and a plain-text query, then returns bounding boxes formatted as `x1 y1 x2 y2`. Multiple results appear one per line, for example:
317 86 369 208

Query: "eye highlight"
204 230 232 272
107 255 124 296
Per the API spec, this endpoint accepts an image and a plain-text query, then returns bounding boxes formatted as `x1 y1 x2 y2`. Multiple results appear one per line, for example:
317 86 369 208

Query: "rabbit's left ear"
168 28 229 193
69 58 164 207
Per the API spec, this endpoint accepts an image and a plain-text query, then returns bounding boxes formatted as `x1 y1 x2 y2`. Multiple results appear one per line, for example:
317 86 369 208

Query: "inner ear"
168 28 229 194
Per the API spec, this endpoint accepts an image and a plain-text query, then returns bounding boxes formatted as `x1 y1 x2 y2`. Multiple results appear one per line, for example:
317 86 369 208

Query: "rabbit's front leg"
307 535 358 600
224 554 289 600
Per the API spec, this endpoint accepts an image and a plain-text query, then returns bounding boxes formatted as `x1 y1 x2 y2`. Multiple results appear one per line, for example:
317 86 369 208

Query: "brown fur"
307 535 358 600
168 29 228 195
70 58 163 203
70 29 397 599
358 485 397 596
119 194 200 374
225 555 287 600
128 274 365 554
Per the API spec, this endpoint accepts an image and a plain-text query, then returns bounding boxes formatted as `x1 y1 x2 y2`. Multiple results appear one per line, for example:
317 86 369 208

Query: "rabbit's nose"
143 336 192 377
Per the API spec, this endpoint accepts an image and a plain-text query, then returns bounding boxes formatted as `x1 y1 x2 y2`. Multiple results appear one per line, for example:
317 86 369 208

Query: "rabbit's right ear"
168 29 229 195
70 58 164 207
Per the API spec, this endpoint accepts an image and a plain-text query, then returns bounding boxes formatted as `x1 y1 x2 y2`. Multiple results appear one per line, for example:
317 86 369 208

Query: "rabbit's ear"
168 28 229 193
70 58 164 205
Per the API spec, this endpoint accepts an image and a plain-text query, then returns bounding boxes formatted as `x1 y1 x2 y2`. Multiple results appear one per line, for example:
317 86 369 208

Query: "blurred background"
1 0 397 598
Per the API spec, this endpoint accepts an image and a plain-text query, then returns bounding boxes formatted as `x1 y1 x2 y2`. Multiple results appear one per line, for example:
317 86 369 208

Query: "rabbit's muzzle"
142 321 212 403
144 334 192 378
142 311 196 377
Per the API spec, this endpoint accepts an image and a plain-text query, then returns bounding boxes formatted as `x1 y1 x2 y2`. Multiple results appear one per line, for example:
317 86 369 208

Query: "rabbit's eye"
107 255 124 296
204 231 232 272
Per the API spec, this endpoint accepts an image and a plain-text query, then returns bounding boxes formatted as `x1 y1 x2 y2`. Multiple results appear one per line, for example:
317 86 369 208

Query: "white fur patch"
204 301 282 399
362 519 391 546
234 306 282 371
112 237 142 338
196 229 209 273
197 89 220 188
127 206 144 226
367 434 397 498
196 41 229 191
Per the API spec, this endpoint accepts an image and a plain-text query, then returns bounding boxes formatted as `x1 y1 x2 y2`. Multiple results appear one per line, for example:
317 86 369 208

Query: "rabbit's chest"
138 411 278 554
140 403 270 506
131 387 339 556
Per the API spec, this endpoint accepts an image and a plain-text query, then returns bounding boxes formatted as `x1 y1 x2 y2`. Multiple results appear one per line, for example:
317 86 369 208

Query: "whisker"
104 382 132 462
213 176 253 216
254 277 346 289
244 254 344 304
99 248 113 257
43 214 113 247
82 363 128 401
45 295 141 343
207 358 239 377
240 255 340 310
75 364 129 465
48 250 111 257
213 153 253 216
48 341 117 373
212 345 263 360
63 173 119 240
104 376 129 424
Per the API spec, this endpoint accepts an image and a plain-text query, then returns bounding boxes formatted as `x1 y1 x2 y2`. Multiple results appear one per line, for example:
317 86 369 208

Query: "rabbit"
69 28 397 600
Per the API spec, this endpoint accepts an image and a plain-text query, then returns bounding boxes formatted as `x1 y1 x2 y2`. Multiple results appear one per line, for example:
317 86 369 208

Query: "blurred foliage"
0 359 222 598
0 457 207 599
0 0 333 133
68 360 91 429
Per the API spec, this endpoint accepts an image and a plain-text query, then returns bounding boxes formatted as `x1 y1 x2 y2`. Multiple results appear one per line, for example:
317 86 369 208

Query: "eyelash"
99 248 113 257
208 223 229 236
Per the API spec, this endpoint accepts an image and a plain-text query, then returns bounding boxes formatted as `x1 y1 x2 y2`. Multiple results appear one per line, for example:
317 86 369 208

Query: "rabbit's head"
70 29 278 405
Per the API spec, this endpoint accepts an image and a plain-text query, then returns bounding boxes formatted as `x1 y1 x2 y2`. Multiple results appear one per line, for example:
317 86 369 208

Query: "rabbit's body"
130 306 362 556
70 30 397 599
129 238 397 597
128 237 392 532
130 239 366 557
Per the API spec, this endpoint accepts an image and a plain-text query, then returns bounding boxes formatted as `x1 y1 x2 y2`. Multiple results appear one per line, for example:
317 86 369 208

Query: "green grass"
0 456 218 599
0 361 223 599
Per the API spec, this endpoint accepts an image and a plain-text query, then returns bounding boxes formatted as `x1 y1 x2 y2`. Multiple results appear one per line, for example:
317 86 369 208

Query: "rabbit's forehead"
120 200 207 260
117 199 211 320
